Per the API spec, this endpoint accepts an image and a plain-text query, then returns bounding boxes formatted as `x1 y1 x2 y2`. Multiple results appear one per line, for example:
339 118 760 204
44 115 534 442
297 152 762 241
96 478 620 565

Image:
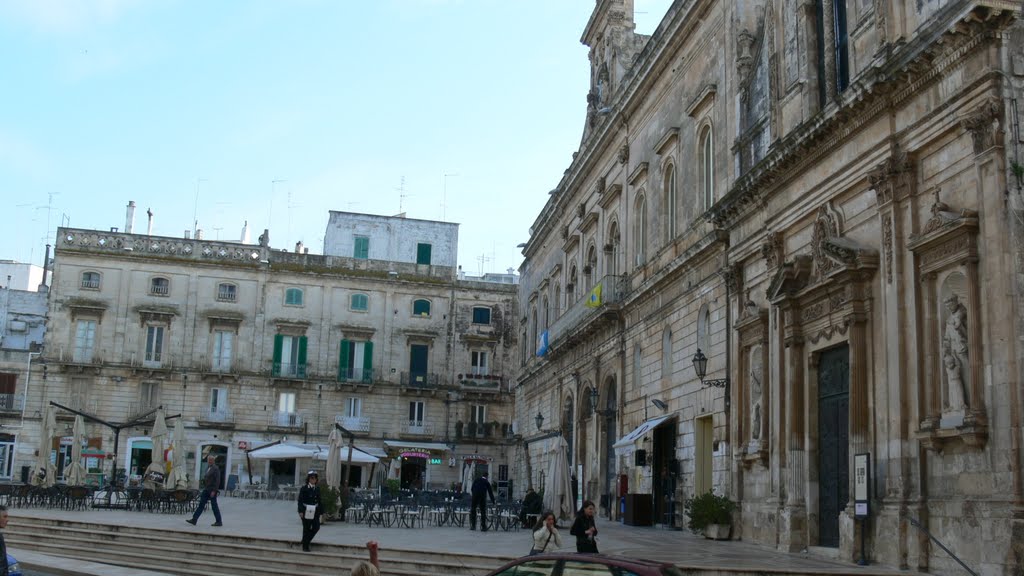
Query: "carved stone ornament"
811 202 844 277
868 143 913 206
920 189 978 237
618 144 630 165
761 232 782 270
596 176 606 195
736 28 756 80
577 203 586 219
883 215 894 284
959 96 1003 155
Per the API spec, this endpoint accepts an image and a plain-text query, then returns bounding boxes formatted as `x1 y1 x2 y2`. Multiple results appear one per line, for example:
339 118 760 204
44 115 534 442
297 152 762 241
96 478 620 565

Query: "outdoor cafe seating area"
345 489 527 531
0 481 201 514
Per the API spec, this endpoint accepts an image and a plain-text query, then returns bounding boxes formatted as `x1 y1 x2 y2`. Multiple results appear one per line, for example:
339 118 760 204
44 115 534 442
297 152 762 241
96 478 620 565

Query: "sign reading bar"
854 452 870 518
429 458 442 465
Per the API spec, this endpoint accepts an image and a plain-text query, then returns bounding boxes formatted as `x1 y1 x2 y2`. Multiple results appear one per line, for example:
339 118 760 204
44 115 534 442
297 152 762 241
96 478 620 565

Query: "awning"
247 443 319 460
612 415 672 455
313 446 380 464
382 440 451 454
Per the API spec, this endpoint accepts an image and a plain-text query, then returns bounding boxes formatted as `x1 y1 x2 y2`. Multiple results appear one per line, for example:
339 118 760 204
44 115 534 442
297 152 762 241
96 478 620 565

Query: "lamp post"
535 412 544 431
692 348 728 388
588 387 616 418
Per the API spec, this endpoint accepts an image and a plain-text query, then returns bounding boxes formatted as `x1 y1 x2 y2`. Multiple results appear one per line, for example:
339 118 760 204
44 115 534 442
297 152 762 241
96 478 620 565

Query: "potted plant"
455 420 464 439
385 478 400 497
683 491 736 540
467 421 478 437
318 484 340 521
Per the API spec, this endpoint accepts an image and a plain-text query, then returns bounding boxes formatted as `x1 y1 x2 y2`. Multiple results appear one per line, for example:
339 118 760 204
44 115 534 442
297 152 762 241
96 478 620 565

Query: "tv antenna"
193 178 208 237
476 253 492 276
397 176 412 214
270 179 286 230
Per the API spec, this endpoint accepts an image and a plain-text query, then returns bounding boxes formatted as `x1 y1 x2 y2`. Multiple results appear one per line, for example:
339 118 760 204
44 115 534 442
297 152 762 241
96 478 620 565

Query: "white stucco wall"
322 212 459 267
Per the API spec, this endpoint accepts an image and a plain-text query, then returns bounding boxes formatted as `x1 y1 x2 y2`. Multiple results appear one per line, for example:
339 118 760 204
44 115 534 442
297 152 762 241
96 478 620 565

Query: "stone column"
821 0 838 103
779 304 807 552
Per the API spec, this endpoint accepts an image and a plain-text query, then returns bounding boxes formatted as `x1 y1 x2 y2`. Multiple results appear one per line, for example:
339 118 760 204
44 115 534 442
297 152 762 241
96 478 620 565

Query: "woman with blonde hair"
351 541 380 576
530 511 562 555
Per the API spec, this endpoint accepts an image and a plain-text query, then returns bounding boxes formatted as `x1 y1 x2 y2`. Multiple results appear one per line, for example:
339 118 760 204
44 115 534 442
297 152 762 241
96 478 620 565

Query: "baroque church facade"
515 0 1024 573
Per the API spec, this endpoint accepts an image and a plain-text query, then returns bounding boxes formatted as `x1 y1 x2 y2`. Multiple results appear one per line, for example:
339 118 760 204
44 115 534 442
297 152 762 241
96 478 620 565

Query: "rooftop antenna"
476 253 492 276
193 178 208 238
270 179 286 231
397 176 412 215
287 188 301 246
442 173 458 221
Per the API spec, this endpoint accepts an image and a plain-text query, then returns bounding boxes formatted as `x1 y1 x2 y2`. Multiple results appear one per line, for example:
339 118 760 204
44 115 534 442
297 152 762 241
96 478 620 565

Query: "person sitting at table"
520 487 542 527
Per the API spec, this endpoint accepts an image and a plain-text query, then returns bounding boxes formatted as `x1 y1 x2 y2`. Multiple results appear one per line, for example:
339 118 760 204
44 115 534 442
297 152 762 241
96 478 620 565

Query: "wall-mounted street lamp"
651 398 669 412
692 348 728 388
535 412 544 431
588 387 616 417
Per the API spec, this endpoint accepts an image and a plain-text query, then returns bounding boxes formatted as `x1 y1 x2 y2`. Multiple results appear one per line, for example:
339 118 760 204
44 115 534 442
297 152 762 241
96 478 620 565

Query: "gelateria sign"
400 451 430 459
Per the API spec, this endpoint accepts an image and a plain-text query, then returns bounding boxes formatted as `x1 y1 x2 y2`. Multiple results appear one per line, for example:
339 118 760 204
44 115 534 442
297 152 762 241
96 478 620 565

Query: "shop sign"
238 441 250 450
429 458 442 465
400 451 430 459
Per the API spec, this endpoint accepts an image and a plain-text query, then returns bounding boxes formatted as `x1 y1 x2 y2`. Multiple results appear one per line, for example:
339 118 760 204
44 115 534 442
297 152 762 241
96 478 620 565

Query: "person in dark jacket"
569 500 599 553
186 455 223 526
297 470 323 551
0 505 9 576
469 471 495 531
520 487 542 527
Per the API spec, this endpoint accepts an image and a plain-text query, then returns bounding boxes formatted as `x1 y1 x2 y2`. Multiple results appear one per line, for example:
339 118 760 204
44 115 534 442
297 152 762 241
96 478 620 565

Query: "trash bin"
20 465 30 483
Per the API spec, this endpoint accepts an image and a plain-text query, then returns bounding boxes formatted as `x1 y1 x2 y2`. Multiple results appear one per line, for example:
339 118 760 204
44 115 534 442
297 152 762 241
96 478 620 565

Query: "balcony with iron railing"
272 362 307 380
458 373 503 391
0 394 24 412
403 421 434 436
400 371 441 389
334 415 371 434
126 401 159 421
199 407 234 427
337 367 373 384
269 411 305 429
546 274 625 352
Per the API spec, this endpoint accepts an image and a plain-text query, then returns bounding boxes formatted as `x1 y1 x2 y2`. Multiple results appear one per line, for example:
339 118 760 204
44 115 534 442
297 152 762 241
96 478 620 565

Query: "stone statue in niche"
942 294 970 410
749 345 763 441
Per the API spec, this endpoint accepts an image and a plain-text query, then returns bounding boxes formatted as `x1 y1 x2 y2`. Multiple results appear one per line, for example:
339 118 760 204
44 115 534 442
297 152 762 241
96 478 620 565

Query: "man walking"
187 454 223 527
0 505 9 576
469 471 495 532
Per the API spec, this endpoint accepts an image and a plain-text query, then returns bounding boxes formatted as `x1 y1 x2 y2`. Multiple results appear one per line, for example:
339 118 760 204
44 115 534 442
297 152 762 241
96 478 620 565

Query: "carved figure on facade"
811 202 843 277
736 29 756 79
921 189 977 236
942 293 970 410
618 144 629 165
749 345 763 440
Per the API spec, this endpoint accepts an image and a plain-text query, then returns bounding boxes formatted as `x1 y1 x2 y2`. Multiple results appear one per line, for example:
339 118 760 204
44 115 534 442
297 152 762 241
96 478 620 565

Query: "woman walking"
297 470 323 552
530 511 563 555
569 500 599 553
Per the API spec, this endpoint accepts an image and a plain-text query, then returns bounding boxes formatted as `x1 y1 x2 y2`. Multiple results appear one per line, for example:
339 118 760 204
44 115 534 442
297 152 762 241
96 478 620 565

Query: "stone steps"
8 517 510 576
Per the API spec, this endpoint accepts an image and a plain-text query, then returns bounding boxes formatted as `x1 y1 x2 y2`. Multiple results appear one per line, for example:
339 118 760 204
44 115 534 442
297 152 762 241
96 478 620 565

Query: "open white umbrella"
169 416 189 489
543 437 574 521
32 405 57 487
65 415 88 485
325 428 342 489
143 409 168 490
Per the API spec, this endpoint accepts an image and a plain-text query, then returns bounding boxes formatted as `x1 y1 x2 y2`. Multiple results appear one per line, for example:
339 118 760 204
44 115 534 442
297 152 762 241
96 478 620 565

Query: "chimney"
38 243 51 293
241 220 251 244
196 228 204 240
295 241 304 254
184 230 191 239
146 208 154 236
125 201 136 234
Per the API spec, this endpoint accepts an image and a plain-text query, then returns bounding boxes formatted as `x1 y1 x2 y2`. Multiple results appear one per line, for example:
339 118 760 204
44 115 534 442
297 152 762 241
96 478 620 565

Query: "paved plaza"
6 495 918 575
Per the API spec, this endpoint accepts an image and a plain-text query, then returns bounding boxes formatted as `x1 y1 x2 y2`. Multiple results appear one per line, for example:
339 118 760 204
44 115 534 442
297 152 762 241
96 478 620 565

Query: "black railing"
400 371 440 388
272 362 307 379
907 516 977 576
337 367 373 383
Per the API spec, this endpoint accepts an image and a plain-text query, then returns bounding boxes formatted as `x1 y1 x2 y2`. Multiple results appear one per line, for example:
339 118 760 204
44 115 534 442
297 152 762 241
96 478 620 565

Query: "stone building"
0 284 47 482
515 0 1023 573
23 211 516 492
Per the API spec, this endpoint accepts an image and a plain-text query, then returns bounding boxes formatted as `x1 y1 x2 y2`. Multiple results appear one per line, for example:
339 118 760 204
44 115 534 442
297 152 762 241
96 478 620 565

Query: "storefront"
612 415 676 526
383 440 450 490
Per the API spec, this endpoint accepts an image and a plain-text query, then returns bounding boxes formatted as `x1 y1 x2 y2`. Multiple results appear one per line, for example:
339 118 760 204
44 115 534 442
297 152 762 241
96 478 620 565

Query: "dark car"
483 553 683 576
7 553 21 576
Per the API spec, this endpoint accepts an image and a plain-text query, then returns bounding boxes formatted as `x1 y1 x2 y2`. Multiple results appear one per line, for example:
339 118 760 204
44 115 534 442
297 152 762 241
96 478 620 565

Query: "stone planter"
703 523 731 540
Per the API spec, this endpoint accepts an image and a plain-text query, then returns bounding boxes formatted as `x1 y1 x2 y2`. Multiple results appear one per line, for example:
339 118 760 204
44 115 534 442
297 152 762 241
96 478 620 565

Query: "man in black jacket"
187 455 222 526
0 505 8 576
297 470 323 552
470 471 495 532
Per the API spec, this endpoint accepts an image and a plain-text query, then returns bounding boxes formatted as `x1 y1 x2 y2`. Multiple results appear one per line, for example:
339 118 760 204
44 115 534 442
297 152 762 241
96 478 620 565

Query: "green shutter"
297 336 308 378
272 334 283 376
362 341 374 382
354 237 369 259
417 243 431 265
338 339 350 381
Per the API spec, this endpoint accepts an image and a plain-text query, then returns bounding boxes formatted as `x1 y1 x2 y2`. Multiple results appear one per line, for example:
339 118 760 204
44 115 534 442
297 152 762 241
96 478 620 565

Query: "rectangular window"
210 387 228 411
409 344 429 383
353 236 369 259
470 404 486 424
273 334 308 378
212 330 233 372
278 392 296 413
70 377 89 411
472 307 491 324
416 243 432 265
346 397 362 418
73 320 97 363
144 325 164 366
471 351 489 376
408 401 424 424
338 340 374 382
140 382 160 410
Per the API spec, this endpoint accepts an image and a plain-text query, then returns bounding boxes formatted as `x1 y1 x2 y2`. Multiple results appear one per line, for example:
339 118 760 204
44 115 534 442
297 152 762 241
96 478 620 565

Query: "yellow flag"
585 283 603 308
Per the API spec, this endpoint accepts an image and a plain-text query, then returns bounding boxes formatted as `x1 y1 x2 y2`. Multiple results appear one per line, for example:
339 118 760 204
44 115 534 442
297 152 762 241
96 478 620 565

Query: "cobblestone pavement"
9 496 917 575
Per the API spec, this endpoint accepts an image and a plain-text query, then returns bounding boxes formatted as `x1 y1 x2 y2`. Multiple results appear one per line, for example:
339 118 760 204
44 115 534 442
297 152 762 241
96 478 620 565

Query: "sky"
0 0 672 277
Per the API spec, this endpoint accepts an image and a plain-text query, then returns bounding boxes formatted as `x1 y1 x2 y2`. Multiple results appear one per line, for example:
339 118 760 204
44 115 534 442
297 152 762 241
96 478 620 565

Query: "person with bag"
569 500 599 553
186 455 223 527
529 511 562 555
297 470 323 552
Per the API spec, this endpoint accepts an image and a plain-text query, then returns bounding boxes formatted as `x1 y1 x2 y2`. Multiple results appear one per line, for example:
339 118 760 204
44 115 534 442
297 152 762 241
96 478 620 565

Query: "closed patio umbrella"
169 416 189 489
143 409 168 490
543 437 574 521
461 460 473 494
65 415 88 486
325 428 342 489
32 405 57 487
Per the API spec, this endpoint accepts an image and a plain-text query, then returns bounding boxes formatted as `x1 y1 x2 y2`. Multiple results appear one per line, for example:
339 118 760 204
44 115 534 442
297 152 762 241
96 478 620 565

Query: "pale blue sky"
0 0 671 275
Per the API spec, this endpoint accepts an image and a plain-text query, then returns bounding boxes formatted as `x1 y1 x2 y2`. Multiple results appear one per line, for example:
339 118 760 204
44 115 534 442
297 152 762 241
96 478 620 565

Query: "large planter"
703 523 731 540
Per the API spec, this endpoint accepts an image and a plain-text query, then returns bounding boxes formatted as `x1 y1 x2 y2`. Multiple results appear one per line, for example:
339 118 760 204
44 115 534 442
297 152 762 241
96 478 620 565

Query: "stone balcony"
546 274 625 355
334 415 371 434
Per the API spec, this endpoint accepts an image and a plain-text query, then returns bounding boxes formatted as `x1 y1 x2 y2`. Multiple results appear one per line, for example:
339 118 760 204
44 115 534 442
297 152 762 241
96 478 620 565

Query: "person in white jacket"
531 511 563 555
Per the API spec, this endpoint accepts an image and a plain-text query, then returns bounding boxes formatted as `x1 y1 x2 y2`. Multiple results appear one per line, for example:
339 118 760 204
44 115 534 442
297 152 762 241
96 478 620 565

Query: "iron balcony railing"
0 394 24 411
400 371 440 388
127 402 158 420
546 274 625 350
270 411 304 428
337 367 373 383
272 362 307 379
404 421 433 436
201 407 234 424
80 278 100 289
335 415 370 433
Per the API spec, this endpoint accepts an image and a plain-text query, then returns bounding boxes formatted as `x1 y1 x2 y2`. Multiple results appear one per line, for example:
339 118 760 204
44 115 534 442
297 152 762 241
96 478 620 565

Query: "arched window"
350 293 369 311
412 299 431 316
700 125 714 210
634 193 647 267
553 283 561 319
543 297 550 330
697 304 711 352
530 307 538 357
285 287 303 306
585 245 598 289
80 271 101 290
664 163 677 239
150 277 169 296
605 222 620 276
568 266 579 303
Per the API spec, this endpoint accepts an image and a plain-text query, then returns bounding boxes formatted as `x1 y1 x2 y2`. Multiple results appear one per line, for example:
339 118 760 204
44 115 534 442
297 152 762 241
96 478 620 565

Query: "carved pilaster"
761 231 783 271
959 96 1004 155
821 0 838 103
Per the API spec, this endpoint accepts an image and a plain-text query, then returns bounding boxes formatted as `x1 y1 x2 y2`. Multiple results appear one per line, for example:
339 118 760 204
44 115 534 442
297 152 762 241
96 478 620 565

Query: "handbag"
529 531 553 555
